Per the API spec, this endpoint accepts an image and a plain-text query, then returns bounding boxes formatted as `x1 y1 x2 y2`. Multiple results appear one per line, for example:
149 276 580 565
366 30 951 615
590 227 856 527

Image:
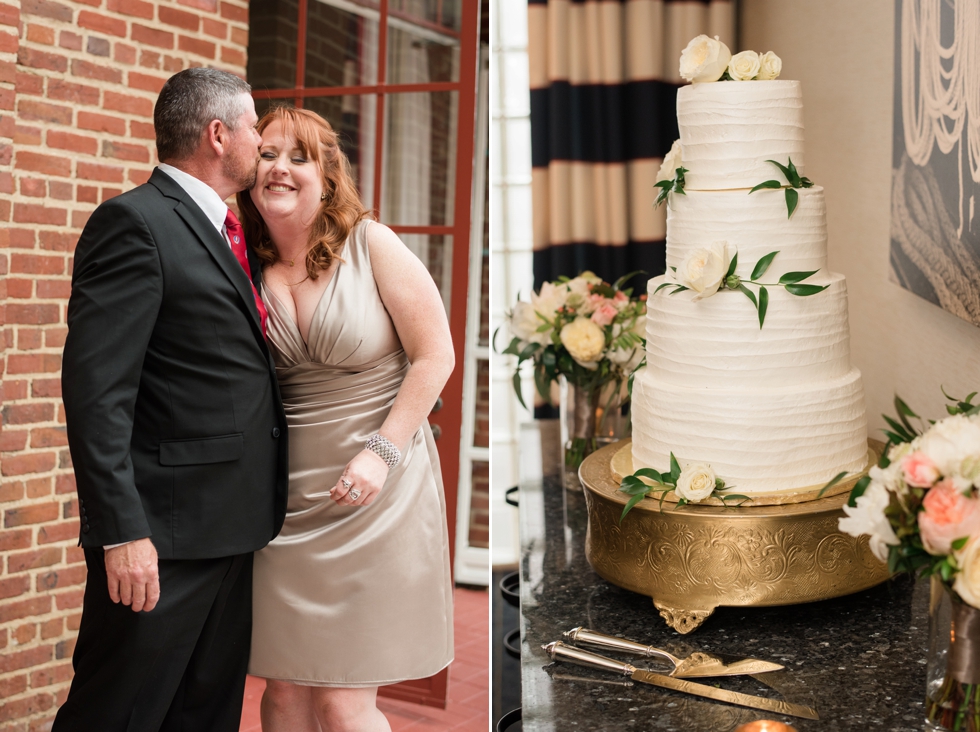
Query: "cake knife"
564 627 785 678
543 642 819 721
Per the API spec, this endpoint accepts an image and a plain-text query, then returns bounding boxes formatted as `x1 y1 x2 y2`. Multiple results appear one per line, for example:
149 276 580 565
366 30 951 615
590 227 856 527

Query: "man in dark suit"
54 68 287 732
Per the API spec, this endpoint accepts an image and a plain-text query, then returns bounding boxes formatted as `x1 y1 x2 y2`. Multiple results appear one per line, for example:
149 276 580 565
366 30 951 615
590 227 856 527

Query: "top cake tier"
677 80 805 191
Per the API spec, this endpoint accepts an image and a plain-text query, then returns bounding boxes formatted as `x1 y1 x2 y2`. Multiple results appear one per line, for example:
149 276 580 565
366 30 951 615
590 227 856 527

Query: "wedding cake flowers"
679 35 782 83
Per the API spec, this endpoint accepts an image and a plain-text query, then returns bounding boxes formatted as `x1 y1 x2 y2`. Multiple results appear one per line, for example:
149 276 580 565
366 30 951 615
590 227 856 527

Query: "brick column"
0 0 247 724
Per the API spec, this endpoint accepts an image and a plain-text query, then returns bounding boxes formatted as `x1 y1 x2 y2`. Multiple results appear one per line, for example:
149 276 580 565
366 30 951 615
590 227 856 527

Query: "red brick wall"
0 0 247 724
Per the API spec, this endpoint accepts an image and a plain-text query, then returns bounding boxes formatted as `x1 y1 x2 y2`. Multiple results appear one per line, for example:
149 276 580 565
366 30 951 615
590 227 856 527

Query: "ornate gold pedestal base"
579 439 891 634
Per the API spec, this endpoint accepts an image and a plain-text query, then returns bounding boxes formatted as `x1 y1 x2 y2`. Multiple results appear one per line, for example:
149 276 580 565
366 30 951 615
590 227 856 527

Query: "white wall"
742 0 980 432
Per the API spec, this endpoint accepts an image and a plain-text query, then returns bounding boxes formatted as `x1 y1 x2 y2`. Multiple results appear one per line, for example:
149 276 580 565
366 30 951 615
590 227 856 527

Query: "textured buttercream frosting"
644 273 851 388
631 366 868 494
678 80 805 190
666 187 828 278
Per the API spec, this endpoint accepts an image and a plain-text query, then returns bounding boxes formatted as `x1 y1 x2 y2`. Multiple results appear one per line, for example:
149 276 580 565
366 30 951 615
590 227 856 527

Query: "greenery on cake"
618 454 749 521
655 246 829 328
679 35 781 84
750 158 814 218
653 140 686 207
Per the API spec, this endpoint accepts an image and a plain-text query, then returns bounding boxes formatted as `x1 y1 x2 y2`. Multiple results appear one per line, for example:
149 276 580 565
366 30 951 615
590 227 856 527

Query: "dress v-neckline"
262 264 340 355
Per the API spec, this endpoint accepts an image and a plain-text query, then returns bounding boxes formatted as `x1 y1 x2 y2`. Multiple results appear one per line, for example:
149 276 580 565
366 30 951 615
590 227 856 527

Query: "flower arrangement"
832 390 980 730
835 391 980 582
679 35 781 84
496 272 647 467
655 244 828 329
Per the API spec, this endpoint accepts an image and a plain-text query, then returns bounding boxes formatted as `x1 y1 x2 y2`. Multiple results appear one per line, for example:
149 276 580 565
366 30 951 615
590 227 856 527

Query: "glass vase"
926 575 980 731
558 374 629 490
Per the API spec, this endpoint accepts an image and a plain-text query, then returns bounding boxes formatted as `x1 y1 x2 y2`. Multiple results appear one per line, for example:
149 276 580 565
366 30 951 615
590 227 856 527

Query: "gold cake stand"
579 438 891 634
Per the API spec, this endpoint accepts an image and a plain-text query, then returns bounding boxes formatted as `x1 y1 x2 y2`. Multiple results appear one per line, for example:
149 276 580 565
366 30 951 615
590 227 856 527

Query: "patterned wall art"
891 0 980 326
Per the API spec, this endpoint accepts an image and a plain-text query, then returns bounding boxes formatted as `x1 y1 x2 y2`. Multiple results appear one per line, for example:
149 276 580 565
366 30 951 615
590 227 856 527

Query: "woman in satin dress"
238 107 455 732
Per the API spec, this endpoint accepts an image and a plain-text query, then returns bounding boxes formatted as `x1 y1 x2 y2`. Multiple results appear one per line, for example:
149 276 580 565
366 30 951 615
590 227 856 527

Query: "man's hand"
104 538 160 613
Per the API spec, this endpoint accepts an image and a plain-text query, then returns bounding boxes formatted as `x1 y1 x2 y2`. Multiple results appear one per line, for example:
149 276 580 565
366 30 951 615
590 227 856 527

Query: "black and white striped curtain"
528 0 735 292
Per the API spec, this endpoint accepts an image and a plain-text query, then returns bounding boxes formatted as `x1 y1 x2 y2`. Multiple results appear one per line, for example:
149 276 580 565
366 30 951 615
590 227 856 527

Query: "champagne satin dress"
249 221 454 686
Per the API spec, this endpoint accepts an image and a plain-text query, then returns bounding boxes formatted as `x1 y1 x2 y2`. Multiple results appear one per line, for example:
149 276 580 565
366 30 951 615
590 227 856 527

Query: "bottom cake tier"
631 366 868 493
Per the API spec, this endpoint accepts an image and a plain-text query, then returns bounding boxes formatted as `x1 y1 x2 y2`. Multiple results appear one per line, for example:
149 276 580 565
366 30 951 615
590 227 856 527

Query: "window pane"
390 0 461 34
381 91 458 227
396 234 452 315
247 0 299 90
475 359 488 447
479 148 489 347
303 95 378 213
387 22 459 84
468 460 489 549
305 0 379 89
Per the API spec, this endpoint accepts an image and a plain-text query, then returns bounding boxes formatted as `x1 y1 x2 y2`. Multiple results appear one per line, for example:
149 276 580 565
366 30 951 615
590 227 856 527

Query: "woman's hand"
331 449 390 506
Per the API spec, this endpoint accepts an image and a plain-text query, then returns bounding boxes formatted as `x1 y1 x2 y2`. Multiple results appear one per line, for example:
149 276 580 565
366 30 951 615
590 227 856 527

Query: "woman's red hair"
237 106 371 279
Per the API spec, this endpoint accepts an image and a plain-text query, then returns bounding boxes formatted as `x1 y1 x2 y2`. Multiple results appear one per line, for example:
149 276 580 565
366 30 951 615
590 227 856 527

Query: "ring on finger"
342 477 352 490
349 488 361 501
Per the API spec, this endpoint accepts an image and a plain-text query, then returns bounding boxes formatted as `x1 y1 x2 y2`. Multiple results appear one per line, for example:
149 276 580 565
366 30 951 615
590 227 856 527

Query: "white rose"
838 481 899 562
677 241 730 300
656 139 683 184
675 463 717 502
679 35 732 83
509 301 549 345
728 50 761 81
918 414 980 485
757 51 782 80
531 281 567 318
560 317 606 366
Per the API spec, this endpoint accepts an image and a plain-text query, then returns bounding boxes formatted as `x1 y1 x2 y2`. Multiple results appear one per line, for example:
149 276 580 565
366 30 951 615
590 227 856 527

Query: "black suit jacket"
62 169 288 560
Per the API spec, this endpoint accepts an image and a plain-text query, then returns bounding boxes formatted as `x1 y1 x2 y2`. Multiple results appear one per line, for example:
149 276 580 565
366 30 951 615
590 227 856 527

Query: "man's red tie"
224 208 268 337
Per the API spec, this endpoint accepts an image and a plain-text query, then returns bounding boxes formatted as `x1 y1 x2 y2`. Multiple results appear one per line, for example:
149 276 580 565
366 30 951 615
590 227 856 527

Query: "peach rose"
918 479 980 555
902 451 941 488
590 302 619 327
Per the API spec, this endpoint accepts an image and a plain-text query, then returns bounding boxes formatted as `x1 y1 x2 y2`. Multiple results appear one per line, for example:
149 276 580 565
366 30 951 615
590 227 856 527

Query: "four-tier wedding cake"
630 38 869 495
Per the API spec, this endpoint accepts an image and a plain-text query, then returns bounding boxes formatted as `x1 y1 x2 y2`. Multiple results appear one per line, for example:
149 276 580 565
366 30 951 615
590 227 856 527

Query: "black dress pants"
52 549 253 732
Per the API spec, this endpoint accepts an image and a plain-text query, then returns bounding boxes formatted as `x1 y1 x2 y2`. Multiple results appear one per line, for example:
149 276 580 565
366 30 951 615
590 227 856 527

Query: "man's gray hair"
154 68 253 163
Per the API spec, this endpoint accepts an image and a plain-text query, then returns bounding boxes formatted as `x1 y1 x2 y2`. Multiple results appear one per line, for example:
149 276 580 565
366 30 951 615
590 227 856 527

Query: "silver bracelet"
365 434 401 469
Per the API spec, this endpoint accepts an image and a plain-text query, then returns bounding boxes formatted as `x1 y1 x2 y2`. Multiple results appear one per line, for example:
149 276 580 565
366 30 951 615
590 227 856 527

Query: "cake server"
564 627 784 678
544 642 818 721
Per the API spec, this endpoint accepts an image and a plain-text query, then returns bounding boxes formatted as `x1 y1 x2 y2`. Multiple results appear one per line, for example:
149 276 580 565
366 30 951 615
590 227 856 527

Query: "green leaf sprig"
654 166 688 208
617 453 749 522
749 157 814 218
656 250 829 329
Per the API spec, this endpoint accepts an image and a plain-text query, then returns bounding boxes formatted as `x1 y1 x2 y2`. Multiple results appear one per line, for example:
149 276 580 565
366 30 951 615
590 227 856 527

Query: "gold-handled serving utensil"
564 627 785 678
543 642 819 721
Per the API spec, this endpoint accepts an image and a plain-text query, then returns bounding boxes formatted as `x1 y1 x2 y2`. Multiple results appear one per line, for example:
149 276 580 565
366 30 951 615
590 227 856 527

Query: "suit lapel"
149 170 265 340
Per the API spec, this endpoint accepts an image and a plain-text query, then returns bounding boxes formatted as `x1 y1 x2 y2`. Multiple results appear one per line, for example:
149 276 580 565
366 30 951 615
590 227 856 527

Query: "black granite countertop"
517 424 931 732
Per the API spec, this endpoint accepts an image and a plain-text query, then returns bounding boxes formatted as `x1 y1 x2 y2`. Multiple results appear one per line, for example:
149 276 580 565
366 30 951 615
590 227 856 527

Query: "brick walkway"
240 586 489 731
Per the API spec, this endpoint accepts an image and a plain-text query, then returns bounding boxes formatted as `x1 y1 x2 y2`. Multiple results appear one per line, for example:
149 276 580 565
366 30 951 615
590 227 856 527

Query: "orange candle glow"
734 722 798 732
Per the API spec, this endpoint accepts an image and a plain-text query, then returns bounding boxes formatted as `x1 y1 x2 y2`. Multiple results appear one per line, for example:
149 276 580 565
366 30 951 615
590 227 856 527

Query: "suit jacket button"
81 525 90 533
272 427 281 438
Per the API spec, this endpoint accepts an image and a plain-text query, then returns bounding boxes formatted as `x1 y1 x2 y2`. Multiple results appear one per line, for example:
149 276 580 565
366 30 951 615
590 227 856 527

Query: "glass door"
247 0 482 709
